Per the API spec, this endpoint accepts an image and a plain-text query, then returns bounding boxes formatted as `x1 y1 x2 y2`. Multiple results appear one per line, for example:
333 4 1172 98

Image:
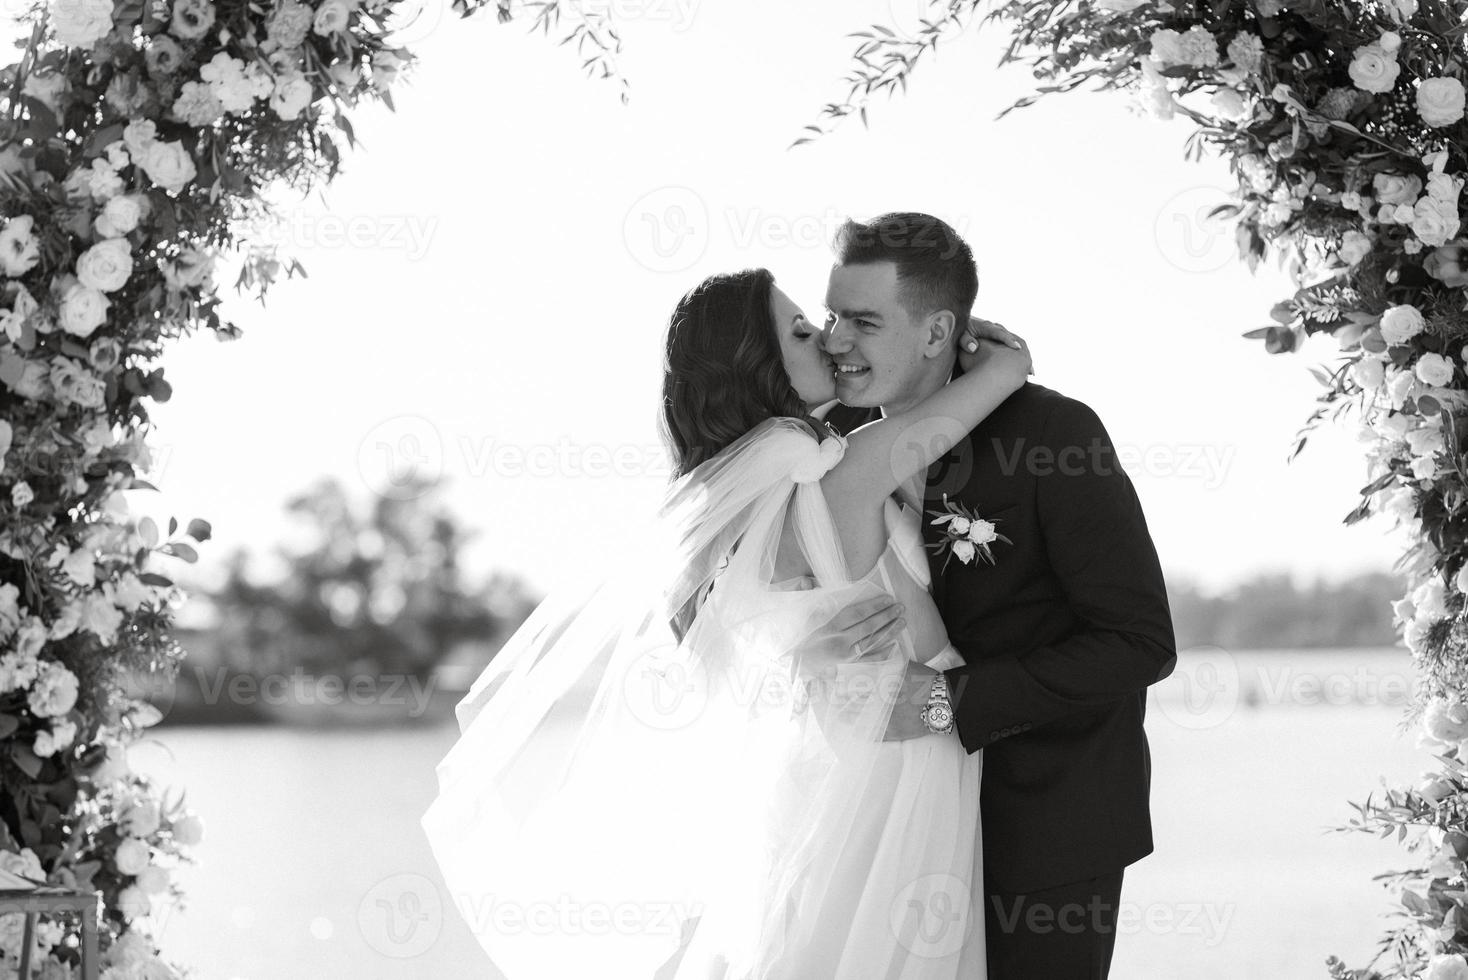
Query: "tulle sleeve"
421 417 911 979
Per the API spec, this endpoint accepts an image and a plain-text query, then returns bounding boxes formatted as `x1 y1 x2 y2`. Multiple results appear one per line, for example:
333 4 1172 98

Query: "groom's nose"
822 318 853 354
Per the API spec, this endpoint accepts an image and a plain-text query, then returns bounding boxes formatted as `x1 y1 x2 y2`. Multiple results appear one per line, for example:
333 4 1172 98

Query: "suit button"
1020 722 1033 731
988 730 1000 740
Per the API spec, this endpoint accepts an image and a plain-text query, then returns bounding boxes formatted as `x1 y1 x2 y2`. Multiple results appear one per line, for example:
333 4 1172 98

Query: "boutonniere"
926 494 1012 573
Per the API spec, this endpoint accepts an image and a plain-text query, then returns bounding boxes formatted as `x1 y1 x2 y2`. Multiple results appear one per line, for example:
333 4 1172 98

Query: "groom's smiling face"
822 260 948 412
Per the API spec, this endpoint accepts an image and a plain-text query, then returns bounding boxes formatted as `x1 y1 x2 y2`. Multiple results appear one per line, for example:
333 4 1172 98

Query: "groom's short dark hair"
832 212 978 330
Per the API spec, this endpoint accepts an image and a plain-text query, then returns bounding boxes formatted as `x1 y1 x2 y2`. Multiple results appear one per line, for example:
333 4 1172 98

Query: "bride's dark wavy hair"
660 268 821 479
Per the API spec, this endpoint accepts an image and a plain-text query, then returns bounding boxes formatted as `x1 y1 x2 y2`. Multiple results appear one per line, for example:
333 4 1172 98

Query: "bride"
421 267 1031 979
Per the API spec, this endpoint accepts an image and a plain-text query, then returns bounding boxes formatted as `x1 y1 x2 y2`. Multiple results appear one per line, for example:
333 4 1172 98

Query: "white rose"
87 158 122 202
1384 0 1418 22
948 516 971 536
110 572 152 612
80 591 123 644
1408 421 1446 457
122 118 156 158
1417 77 1466 128
1380 304 1426 345
113 837 150 876
1416 579 1451 619
1379 31 1402 54
136 864 170 894
76 238 133 293
1416 352 1455 387
1427 172 1465 204
1352 356 1386 389
951 539 976 564
0 215 41 277
1425 954 1468 980
122 798 161 837
967 519 999 546
170 813 203 846
57 279 109 338
312 0 349 35
139 140 196 196
0 848 43 882
1373 173 1422 206
1414 196 1462 248
51 0 114 49
270 75 314 121
1338 229 1373 265
100 194 142 235
33 719 76 758
28 661 78 718
1418 775 1454 804
1412 455 1439 481
1349 44 1401 94
116 884 150 921
1210 88 1246 119
50 357 105 410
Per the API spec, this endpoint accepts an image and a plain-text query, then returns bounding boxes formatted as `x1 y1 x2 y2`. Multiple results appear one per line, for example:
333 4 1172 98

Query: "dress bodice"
860 496 963 670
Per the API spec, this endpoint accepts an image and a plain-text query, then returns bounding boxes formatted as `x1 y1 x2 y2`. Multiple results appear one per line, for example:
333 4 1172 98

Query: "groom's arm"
940 397 1177 753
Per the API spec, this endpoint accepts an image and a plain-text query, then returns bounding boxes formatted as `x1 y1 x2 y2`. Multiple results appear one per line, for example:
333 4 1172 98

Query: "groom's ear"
923 310 957 358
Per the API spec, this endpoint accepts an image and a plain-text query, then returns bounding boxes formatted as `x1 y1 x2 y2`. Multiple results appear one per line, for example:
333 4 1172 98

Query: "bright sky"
74 0 1405 599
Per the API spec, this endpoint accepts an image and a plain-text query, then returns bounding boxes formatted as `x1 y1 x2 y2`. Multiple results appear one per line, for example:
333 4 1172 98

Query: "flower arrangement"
927 494 1010 571
805 0 1467 974
0 0 619 970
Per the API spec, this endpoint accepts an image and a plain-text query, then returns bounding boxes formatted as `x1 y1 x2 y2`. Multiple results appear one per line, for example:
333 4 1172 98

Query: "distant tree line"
1165 571 1402 651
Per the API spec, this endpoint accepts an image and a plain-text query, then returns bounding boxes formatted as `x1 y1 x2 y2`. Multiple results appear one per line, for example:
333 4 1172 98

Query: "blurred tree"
1166 571 1403 651
208 474 537 681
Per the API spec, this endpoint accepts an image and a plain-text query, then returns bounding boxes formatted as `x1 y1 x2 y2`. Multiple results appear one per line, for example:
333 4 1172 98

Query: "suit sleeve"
940 397 1178 752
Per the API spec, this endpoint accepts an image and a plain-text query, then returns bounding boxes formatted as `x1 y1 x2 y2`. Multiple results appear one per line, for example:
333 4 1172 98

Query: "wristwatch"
921 673 955 734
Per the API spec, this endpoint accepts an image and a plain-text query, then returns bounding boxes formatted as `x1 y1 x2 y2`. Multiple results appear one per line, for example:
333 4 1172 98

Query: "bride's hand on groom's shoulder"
959 315 1033 385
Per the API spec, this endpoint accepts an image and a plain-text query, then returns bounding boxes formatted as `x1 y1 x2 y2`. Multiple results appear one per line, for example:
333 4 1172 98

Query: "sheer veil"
421 416 910 979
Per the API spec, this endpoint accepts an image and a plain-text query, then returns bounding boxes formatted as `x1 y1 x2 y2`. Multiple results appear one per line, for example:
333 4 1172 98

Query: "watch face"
926 705 953 728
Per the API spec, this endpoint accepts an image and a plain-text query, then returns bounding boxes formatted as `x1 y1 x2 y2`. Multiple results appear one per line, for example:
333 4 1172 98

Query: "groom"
822 213 1177 979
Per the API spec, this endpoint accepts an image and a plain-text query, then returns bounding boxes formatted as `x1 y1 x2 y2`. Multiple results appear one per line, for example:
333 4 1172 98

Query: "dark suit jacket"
827 381 1177 894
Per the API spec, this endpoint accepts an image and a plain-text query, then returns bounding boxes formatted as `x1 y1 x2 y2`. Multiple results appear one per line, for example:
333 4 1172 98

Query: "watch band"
923 673 954 734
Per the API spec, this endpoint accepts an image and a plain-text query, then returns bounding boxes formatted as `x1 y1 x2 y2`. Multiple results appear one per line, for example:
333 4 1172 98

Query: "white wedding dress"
422 419 986 980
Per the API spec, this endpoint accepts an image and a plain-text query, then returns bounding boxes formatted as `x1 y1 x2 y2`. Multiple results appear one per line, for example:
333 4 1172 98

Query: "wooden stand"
0 890 100 980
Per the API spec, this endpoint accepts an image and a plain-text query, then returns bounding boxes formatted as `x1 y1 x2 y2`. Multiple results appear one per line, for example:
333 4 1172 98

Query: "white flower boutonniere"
927 494 1012 573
